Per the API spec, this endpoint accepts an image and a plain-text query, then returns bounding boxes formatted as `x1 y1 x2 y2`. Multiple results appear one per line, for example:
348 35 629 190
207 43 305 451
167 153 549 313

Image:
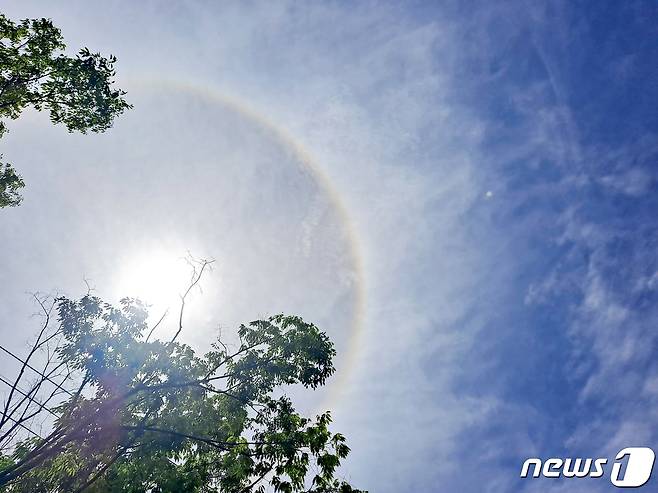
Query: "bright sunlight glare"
114 250 193 312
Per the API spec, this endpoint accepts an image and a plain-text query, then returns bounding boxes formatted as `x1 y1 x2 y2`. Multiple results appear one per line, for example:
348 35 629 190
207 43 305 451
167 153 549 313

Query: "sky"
1 1 657 491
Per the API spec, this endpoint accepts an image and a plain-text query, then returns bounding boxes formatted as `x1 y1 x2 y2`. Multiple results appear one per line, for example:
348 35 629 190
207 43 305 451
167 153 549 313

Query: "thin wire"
0 344 73 396
0 374 59 418
2 415 44 440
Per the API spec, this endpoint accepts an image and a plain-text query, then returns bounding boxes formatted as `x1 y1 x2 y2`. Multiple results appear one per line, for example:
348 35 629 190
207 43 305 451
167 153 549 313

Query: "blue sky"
1 1 657 491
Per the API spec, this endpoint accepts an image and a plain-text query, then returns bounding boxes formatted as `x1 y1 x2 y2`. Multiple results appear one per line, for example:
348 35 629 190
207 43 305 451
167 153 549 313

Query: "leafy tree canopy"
0 13 130 207
0 290 364 492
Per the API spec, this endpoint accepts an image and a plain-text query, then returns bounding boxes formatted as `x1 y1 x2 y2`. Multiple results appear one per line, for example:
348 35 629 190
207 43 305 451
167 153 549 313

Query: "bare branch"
170 256 214 344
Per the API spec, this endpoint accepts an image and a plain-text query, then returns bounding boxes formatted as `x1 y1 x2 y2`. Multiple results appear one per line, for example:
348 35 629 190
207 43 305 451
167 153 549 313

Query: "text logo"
521 447 655 487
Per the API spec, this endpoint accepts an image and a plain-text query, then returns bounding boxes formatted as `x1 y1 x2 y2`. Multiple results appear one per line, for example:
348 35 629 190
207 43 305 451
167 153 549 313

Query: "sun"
114 250 193 312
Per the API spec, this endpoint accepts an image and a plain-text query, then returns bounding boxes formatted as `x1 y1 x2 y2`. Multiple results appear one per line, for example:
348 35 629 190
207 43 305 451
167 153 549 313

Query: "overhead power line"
0 374 58 418
2 414 44 440
0 344 73 397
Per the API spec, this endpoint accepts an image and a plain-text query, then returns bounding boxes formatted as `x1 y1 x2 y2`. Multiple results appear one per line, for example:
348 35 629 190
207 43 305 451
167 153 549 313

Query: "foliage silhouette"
0 13 130 207
0 262 364 492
